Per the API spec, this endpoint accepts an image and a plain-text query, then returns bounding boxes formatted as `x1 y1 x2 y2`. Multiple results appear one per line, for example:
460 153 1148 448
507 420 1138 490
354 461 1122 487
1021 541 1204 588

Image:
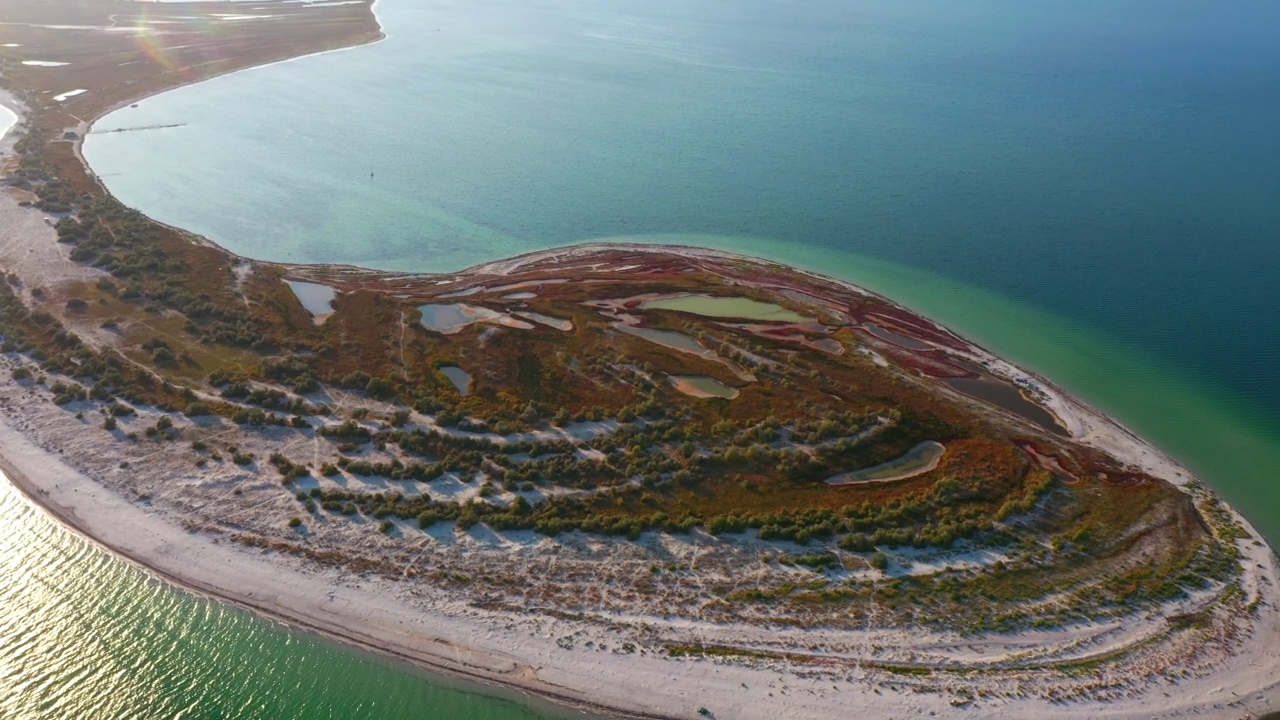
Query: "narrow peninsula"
1 3 1278 719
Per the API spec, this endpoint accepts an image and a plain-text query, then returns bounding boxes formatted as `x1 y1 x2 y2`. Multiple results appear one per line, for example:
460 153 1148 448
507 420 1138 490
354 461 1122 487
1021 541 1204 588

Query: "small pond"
863 322 933 350
439 366 472 396
825 441 946 485
669 375 739 399
514 311 573 332
285 280 337 324
437 286 482 298
641 294 811 323
419 304 533 334
614 324 712 356
944 376 1067 436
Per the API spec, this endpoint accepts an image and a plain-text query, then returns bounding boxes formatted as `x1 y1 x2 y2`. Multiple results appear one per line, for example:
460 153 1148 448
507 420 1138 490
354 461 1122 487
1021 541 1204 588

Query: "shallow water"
514 311 573 332
863 323 932 351
0 474 592 720
614 324 710 356
826 441 946 485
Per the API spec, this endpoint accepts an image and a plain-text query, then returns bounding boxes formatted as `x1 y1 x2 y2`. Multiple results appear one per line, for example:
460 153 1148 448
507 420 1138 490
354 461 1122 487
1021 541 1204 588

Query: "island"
2 3 1278 718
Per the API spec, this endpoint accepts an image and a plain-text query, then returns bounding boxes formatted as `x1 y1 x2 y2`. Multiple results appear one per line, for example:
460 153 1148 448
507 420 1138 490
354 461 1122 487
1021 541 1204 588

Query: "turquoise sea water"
0 475 592 720
6 0 1280 717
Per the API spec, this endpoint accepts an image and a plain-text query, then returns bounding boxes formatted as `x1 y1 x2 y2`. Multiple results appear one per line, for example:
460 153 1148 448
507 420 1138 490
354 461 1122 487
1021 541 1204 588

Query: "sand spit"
4 15 1280 720
2 197 1279 717
5 99 1280 714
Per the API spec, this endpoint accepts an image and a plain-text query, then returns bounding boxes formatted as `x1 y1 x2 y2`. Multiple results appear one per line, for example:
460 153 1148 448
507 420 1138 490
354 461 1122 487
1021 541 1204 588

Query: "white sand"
1 88 23 163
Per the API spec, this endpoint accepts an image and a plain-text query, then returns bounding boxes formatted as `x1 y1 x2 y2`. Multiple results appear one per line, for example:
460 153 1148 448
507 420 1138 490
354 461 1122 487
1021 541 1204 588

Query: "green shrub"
184 402 211 417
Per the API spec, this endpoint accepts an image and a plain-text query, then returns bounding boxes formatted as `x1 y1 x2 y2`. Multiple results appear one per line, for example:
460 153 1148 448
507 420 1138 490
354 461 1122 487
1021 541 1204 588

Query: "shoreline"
0 420 656 720
74 3 387 197
3 8 1280 720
